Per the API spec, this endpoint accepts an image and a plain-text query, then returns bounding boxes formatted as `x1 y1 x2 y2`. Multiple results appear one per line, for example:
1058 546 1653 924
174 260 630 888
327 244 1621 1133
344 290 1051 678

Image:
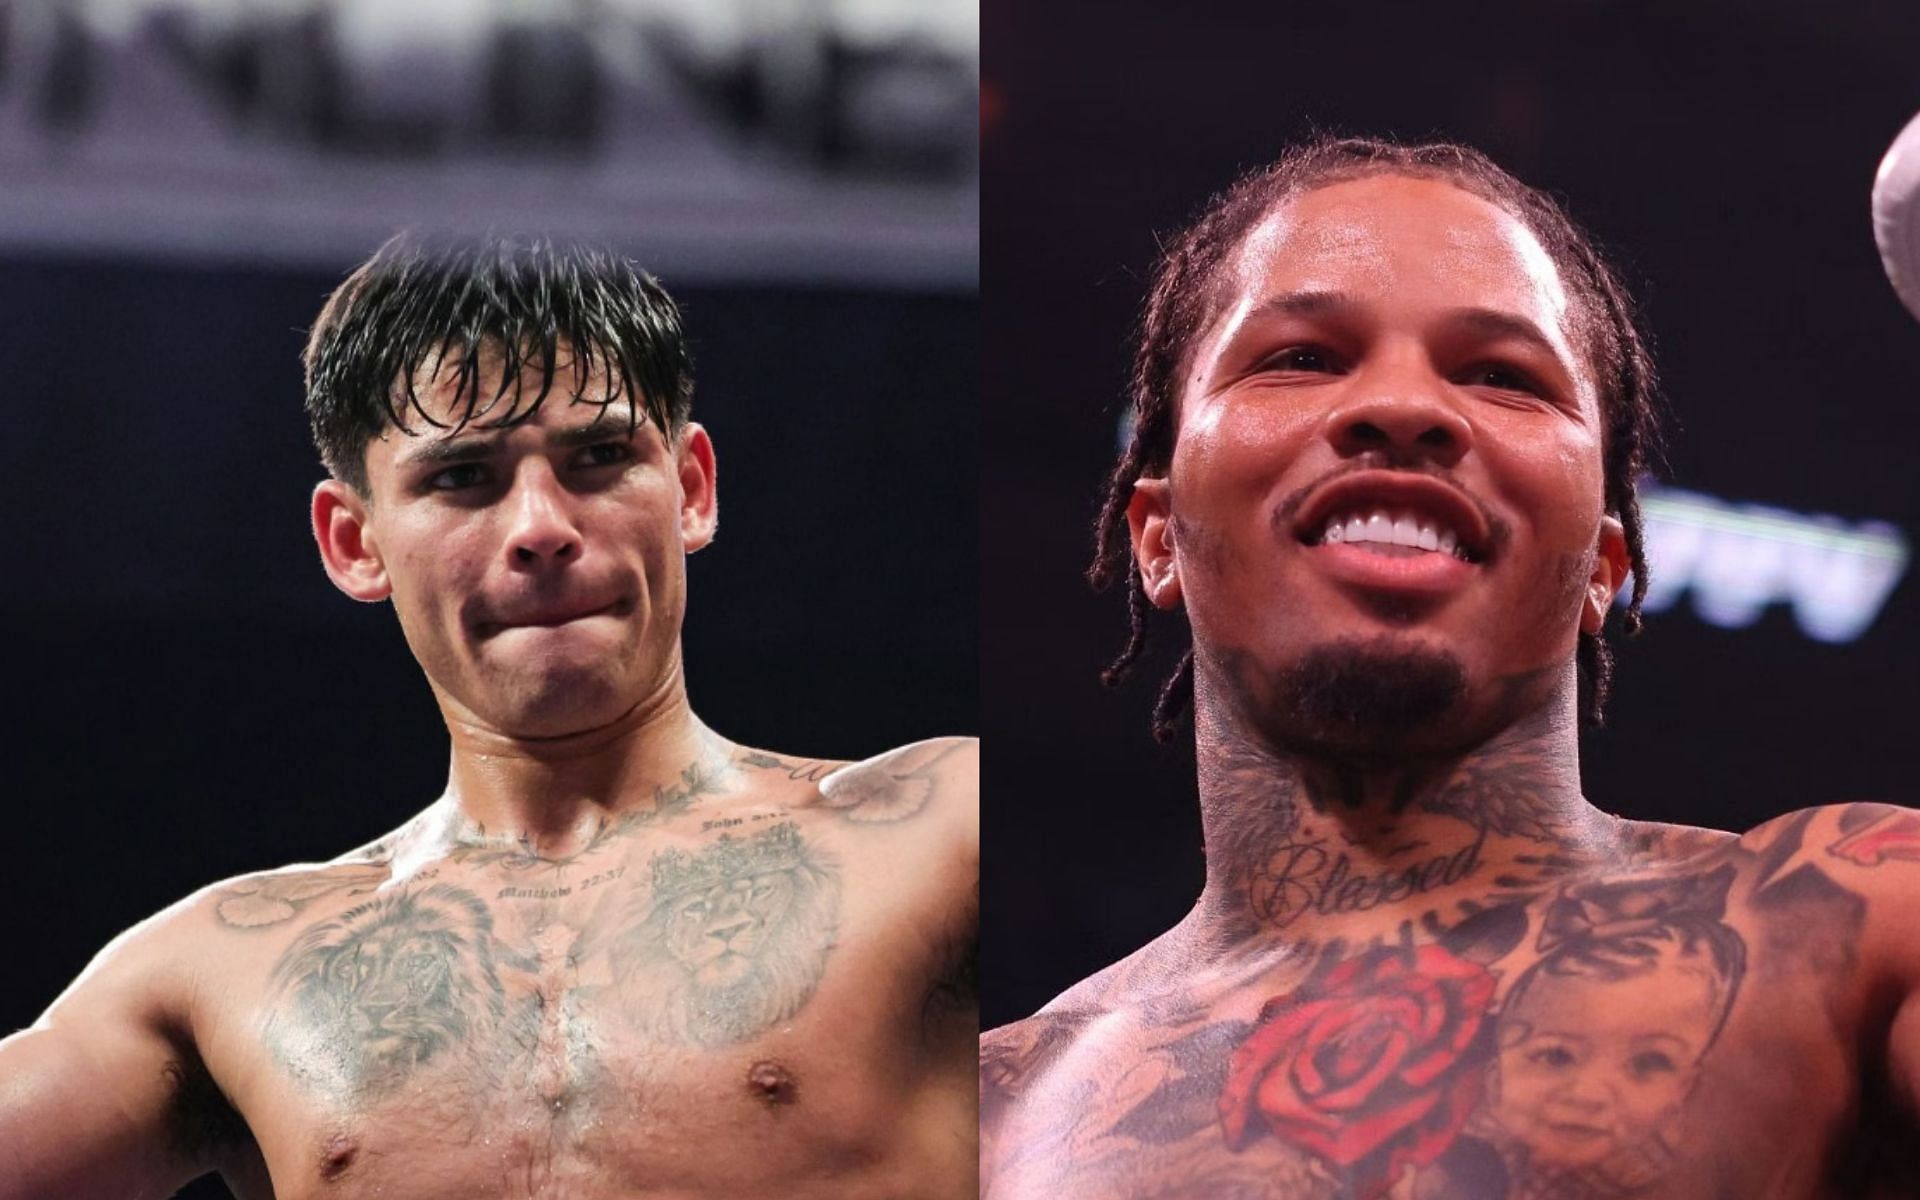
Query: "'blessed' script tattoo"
1248 828 1485 929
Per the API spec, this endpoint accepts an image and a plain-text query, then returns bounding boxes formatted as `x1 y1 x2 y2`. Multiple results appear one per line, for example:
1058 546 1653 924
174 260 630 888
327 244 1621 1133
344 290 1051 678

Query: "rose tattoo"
1218 944 1497 1198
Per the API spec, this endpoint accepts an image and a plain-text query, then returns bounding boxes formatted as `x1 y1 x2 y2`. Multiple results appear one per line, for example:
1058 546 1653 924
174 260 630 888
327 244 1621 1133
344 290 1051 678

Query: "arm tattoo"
215 865 389 929
819 740 970 824
1827 804 1920 867
611 821 839 1047
264 883 507 1101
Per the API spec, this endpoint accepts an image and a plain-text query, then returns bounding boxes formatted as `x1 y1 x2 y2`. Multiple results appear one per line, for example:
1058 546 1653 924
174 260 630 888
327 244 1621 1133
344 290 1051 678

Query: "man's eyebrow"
1446 307 1564 357
395 418 636 468
1244 289 1359 322
397 430 504 468
548 419 638 450
1243 292 1567 359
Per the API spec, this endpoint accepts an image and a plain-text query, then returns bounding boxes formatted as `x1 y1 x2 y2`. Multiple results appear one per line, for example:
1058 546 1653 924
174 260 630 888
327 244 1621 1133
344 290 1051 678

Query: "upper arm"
818 738 979 1021
820 735 978 854
0 900 232 1200
1765 804 1920 1123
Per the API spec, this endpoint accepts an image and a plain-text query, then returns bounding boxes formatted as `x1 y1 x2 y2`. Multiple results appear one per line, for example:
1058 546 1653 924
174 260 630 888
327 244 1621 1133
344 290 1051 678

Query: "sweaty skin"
981 175 1920 1198
0 346 978 1200
5 738 976 1200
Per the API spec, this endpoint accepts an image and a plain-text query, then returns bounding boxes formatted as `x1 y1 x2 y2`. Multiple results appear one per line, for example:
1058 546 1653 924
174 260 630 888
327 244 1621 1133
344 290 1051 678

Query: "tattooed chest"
990 857 1877 1200
259 883 604 1112
251 820 843 1105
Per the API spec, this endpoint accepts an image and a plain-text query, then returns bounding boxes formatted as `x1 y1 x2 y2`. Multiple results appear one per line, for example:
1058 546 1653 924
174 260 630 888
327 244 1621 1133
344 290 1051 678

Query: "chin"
1243 634 1474 758
484 671 637 738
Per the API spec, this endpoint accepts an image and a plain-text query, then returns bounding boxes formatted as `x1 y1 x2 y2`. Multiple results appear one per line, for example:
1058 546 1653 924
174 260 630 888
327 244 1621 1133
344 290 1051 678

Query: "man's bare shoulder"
194 857 397 934
736 735 978 831
1722 801 1920 978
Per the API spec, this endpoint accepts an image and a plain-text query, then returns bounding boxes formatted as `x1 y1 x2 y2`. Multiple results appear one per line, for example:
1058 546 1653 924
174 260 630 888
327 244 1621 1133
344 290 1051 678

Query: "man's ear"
312 480 391 602
677 423 718 551
1126 476 1182 609
1581 514 1630 634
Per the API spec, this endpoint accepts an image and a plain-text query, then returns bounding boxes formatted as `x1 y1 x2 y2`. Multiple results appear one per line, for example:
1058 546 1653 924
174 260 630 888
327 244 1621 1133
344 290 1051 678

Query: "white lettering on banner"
1627 487 1909 644
0 0 978 283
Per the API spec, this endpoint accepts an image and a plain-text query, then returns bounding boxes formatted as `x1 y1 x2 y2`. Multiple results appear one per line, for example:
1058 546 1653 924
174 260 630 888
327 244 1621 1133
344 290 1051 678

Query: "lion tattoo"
265 883 507 1099
616 822 839 1047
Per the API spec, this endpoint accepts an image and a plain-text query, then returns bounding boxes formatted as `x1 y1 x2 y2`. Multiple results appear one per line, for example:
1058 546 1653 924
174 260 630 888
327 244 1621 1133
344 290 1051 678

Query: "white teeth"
1316 509 1471 560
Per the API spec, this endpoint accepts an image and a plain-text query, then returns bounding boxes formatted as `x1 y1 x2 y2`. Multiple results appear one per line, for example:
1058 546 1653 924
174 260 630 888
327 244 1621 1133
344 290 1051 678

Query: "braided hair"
1088 137 1664 740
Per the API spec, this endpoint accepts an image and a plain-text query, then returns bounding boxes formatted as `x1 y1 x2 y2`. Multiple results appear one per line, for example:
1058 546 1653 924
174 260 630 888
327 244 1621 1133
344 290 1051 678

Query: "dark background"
0 263 975 1198
982 0 1920 1029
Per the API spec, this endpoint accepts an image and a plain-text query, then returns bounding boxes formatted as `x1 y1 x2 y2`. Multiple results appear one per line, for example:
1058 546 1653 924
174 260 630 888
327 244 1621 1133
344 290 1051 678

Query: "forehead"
402 339 630 427
1207 173 1579 359
1512 958 1718 1035
360 342 642 473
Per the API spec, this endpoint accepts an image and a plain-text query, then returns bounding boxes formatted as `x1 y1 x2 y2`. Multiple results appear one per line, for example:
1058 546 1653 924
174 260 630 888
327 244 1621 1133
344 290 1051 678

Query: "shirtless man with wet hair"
981 137 1920 1198
0 236 977 1200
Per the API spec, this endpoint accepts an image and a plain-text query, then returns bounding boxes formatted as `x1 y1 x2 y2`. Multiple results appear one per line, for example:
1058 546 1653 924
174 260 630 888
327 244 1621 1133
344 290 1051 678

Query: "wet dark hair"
303 233 695 493
1088 136 1663 740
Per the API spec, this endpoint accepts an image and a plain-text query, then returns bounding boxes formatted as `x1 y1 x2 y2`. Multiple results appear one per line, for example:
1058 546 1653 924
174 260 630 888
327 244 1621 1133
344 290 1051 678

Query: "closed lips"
480 599 625 635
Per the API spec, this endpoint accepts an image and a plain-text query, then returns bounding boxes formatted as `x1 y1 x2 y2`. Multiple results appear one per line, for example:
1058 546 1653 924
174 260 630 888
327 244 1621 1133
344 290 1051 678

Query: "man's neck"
417 676 727 865
1187 670 1623 949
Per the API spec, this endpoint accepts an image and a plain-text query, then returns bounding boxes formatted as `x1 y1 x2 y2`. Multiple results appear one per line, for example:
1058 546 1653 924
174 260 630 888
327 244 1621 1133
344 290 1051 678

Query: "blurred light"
0 0 979 284
1629 486 1908 644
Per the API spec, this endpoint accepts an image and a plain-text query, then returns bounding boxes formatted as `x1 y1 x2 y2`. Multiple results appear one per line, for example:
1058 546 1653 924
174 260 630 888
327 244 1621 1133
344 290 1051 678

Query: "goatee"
1269 636 1468 754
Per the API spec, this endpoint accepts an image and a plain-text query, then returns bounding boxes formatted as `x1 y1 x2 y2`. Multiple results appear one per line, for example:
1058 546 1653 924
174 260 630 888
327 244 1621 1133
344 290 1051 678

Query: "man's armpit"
161 1057 253 1170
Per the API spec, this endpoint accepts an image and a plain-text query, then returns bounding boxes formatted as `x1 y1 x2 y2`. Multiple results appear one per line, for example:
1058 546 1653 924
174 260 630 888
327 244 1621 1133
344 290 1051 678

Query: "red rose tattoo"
1218 945 1497 1197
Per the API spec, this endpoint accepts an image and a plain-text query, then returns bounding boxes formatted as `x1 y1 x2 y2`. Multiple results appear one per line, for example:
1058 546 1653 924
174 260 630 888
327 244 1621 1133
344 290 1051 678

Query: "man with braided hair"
0 235 978 1199
982 137 1920 1197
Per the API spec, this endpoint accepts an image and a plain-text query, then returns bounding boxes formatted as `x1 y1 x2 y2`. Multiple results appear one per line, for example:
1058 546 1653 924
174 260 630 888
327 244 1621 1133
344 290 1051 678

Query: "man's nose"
1323 367 1473 468
504 466 583 569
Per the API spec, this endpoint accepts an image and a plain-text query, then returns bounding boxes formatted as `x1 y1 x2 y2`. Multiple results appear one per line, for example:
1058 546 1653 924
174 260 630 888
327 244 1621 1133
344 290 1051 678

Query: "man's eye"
1464 363 1540 394
428 463 488 490
576 442 634 468
1261 347 1339 374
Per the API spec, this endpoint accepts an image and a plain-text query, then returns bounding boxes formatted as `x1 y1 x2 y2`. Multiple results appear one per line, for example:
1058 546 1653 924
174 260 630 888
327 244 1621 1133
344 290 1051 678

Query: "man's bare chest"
993 1008 1851 1200
199 813 958 1198
987 837 1887 1200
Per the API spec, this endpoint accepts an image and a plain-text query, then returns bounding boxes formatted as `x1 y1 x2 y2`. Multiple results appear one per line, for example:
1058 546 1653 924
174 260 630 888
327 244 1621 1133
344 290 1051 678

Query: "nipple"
318 1132 359 1182
746 1059 798 1106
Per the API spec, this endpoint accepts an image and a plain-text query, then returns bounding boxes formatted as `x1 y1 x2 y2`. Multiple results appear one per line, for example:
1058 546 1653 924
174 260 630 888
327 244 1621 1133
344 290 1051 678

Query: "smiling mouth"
1305 508 1476 562
1289 470 1496 566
